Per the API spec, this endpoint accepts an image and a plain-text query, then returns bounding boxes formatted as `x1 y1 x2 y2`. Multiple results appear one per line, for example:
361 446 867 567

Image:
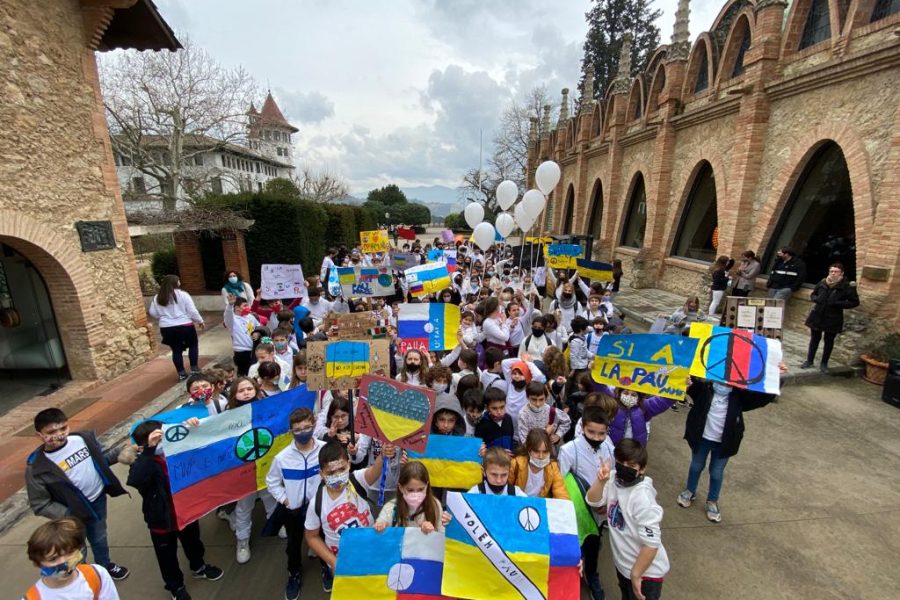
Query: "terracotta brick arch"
562 183 576 232
715 10 756 88
662 156 730 255
0 211 101 380
751 125 875 264
614 170 652 248
586 177 606 238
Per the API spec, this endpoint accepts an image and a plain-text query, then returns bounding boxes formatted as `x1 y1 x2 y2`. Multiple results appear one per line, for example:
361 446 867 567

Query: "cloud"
274 89 335 124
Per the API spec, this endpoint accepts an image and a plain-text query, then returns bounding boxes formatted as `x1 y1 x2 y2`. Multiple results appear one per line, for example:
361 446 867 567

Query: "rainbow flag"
407 435 482 490
325 341 371 379
159 385 316 529
333 528 451 600
442 493 580 600
398 303 460 352
575 258 613 282
405 262 451 297
689 322 782 394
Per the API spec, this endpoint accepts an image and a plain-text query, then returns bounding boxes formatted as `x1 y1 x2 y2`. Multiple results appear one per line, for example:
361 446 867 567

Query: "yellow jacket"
508 455 570 499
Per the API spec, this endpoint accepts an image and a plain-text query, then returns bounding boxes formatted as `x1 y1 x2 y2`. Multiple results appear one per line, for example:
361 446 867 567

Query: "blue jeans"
84 494 111 567
685 438 729 502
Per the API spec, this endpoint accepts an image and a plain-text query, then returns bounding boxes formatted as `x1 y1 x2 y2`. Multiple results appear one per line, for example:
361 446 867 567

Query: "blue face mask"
40 550 83 578
293 430 314 445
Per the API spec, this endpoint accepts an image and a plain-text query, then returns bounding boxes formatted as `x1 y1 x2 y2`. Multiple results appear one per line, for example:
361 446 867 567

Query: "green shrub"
151 248 179 283
324 204 358 249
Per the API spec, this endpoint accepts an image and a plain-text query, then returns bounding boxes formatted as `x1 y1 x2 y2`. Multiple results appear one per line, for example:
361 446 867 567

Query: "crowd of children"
22 237 783 600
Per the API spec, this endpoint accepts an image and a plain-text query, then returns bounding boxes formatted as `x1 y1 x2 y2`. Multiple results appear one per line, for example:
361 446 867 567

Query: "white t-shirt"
304 470 372 554
45 435 104 502
467 482 527 497
524 466 545 497
24 565 119 600
702 391 730 443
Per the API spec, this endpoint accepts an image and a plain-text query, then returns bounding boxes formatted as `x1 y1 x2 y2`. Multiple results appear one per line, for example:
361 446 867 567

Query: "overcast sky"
155 0 725 196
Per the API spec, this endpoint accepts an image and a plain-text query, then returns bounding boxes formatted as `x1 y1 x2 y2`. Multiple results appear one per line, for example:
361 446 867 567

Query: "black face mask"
487 481 507 494
615 462 643 487
405 363 420 373
512 379 527 391
531 328 545 337
562 293 574 300
583 434 603 450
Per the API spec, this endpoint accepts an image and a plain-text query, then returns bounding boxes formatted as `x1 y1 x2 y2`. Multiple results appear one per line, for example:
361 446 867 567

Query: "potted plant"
860 333 900 385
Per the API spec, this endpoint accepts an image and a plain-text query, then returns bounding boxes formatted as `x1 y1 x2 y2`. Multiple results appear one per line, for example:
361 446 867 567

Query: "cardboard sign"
360 230 390 253
398 303 460 353
335 266 395 297
545 244 582 269
591 334 699 400
357 374 435 453
389 252 420 271
306 339 391 390
324 312 384 340
260 264 306 300
405 262 451 297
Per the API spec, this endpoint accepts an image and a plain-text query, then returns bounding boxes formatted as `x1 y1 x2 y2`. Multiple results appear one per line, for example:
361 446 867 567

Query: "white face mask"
530 455 551 469
620 393 639 408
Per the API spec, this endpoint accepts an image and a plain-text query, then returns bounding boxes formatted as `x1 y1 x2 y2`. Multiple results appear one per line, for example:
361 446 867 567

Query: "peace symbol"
518 506 541 532
165 425 190 443
234 427 274 462
699 332 766 386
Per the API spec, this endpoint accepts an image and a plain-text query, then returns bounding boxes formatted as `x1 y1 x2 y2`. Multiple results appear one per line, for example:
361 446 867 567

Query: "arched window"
587 180 603 241
694 50 709 93
731 27 751 77
764 142 855 283
871 0 900 22
563 185 575 233
800 0 832 49
672 163 718 262
619 175 647 248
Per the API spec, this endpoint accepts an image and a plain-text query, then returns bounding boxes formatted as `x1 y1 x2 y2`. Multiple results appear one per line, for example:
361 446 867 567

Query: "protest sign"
405 262 451 297
306 339 391 390
324 312 388 340
545 244 582 269
260 264 306 300
398 303 460 353
591 334 699 400
335 266 395 297
357 375 435 453
389 252 419 271
689 323 782 395
360 229 390 253
407 436 483 489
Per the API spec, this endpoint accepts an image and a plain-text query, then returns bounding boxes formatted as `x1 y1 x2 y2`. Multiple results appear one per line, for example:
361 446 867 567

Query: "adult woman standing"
708 255 732 316
149 275 205 380
731 251 761 297
802 263 859 373
221 270 254 307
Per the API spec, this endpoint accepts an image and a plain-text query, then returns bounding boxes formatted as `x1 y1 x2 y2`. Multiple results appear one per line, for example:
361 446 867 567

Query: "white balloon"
522 189 547 219
514 202 536 231
472 222 496 251
496 180 518 211
535 161 561 195
464 202 484 229
495 212 515 238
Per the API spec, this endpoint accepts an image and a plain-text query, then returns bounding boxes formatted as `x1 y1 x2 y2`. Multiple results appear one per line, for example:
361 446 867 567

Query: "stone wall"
0 0 154 380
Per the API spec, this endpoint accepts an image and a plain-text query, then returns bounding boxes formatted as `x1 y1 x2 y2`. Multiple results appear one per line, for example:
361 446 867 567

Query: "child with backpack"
516 381 571 449
468 447 526 496
374 462 451 533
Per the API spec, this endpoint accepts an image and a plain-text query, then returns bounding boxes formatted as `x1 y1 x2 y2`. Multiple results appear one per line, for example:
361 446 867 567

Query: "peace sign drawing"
165 425 190 443
234 427 274 462
698 330 766 387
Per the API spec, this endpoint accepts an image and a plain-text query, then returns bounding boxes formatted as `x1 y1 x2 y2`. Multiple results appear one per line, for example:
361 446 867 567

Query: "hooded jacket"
432 392 466 436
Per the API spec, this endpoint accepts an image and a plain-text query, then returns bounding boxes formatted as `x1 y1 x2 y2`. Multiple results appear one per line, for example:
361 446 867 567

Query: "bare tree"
100 36 259 211
292 165 350 203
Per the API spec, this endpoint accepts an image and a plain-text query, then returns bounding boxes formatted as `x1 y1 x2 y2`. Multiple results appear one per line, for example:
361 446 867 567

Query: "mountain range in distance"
339 185 471 217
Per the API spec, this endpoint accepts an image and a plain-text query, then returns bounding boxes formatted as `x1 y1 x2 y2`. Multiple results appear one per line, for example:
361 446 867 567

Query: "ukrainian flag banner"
407 435 482 489
545 244 582 269
442 493 581 600
397 303 460 353
160 385 316 529
575 258 614 282
405 262 451 297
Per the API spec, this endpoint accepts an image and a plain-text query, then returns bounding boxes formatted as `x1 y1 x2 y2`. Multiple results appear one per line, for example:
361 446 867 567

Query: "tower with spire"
247 92 299 163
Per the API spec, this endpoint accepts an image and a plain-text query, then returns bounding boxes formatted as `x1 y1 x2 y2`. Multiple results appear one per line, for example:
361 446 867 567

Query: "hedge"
151 248 179 282
323 204 359 250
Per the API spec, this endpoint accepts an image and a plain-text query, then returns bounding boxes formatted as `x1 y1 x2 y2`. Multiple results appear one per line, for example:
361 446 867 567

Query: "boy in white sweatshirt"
223 296 260 376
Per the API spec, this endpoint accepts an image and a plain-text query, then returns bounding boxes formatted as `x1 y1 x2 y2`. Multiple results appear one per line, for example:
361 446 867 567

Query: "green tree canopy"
366 184 408 206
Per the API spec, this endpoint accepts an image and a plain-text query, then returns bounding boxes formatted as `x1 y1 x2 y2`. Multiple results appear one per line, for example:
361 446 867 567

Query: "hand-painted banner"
405 263 451 297
689 322 782 395
398 303 460 353
427 248 444 262
360 230 390 253
389 252 419 271
336 266 395 297
358 375 435 453
260 264 306 300
159 385 316 529
545 244 582 269
129 403 208 443
306 339 391 390
563 473 599 545
591 334 699 400
327 266 342 297
444 249 457 273
325 312 388 340
575 259 613 282
407 436 482 489
525 236 553 244
443 493 580 600
333 528 451 599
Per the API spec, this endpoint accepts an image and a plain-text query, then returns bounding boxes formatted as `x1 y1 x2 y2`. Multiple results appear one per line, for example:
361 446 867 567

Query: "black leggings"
160 324 199 374
807 329 838 365
233 350 253 376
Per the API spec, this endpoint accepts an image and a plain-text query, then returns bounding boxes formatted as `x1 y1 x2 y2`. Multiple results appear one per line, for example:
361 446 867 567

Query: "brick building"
0 0 179 402
528 0 900 348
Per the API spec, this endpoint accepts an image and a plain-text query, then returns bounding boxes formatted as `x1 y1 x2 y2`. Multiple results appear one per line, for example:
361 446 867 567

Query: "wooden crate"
721 296 785 341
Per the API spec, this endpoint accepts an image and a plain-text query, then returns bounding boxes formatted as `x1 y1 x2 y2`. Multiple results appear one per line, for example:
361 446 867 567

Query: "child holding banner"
374 462 451 533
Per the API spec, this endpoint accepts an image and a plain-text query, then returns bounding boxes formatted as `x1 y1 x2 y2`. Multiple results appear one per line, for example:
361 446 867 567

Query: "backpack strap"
478 482 487 494
549 406 556 425
506 483 516 496
314 480 325 521
23 585 40 600
78 565 101 600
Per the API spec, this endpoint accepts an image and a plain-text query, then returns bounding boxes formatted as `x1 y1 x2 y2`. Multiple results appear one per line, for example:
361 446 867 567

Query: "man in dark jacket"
766 247 807 304
802 263 859 372
128 420 223 600
25 408 133 580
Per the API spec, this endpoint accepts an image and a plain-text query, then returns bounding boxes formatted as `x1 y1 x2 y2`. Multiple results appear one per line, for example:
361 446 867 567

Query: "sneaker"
191 368 202 375
321 563 334 593
171 587 192 600
820 364 829 374
278 525 288 539
178 371 189 381
285 573 302 600
706 501 722 523
800 360 813 369
192 564 224 581
676 490 695 508
106 563 130 581
236 539 251 564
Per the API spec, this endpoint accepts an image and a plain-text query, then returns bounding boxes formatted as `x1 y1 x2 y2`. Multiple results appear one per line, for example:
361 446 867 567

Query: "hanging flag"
575 258 614 282
397 226 417 241
333 528 451 599
405 263 451 297
159 385 316 529
407 436 482 490
398 303 460 353
336 266 395 297
689 322 782 395
563 473 599 545
442 493 581 600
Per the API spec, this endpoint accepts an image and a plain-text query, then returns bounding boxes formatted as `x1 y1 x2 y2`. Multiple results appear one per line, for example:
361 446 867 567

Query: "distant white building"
115 92 298 213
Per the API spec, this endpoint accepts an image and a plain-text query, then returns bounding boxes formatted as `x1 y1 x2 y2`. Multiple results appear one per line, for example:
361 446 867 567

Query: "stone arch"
590 102 603 139
644 46 670 77
682 34 718 99
647 63 668 113
667 160 724 262
716 12 755 86
586 178 605 239
562 184 576 233
0 211 102 380
618 171 650 248
566 119 577 150
603 95 617 138
626 76 645 122
783 0 834 57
